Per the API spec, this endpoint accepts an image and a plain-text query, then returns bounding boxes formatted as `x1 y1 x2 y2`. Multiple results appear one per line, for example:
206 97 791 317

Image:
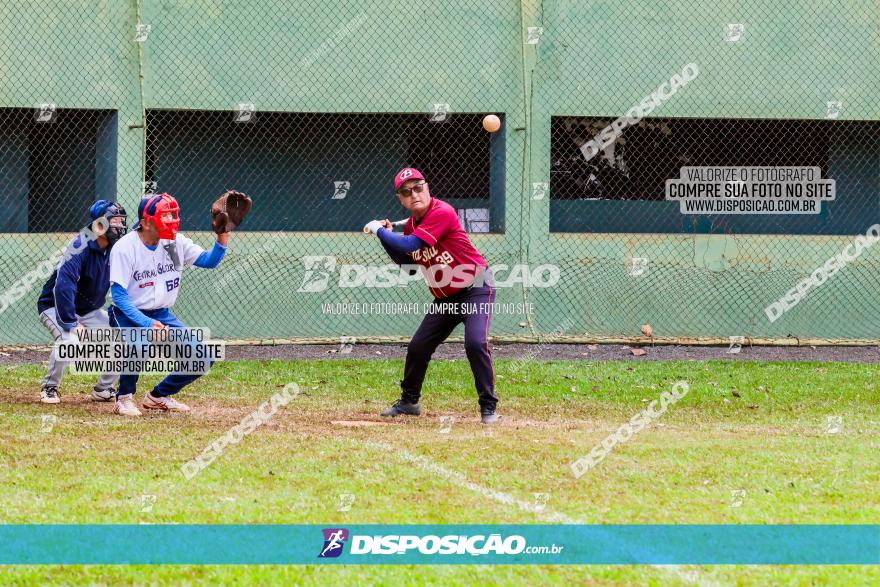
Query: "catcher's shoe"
114 394 142 417
381 399 421 417
143 392 191 413
91 386 115 402
480 407 499 425
40 386 60 404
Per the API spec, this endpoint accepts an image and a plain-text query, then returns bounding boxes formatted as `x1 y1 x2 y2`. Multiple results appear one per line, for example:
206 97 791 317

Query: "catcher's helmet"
136 193 180 240
88 199 128 247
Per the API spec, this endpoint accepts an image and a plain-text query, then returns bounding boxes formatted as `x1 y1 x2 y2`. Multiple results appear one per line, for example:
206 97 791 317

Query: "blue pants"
108 306 211 398
401 285 497 410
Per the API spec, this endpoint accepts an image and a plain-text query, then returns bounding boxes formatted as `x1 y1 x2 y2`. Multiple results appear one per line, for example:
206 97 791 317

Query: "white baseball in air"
482 114 501 133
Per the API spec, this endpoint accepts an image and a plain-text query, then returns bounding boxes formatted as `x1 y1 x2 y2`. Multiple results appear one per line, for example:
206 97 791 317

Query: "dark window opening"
550 116 879 235
146 111 503 232
0 108 117 232
551 117 833 201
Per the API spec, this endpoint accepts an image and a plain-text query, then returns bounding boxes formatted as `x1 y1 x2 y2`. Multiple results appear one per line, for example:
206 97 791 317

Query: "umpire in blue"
36 200 128 404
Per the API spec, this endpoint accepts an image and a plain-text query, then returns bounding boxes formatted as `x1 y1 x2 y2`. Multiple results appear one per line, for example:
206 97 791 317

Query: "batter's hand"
364 220 384 235
381 219 393 230
151 321 167 331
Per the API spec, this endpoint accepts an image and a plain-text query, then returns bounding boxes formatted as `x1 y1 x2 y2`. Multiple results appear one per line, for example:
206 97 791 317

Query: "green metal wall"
1 0 878 344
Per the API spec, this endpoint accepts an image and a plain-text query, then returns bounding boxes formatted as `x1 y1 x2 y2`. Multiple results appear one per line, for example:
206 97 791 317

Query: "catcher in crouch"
364 167 498 424
109 191 251 417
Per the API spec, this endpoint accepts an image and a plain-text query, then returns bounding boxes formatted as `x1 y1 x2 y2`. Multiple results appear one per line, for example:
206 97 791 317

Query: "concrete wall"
0 0 877 343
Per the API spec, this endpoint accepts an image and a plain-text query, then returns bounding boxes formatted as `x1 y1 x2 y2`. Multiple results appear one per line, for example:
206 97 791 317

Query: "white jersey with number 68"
109 230 205 310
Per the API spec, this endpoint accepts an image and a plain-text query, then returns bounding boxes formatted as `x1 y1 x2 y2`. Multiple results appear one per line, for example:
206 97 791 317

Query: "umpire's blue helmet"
89 199 128 247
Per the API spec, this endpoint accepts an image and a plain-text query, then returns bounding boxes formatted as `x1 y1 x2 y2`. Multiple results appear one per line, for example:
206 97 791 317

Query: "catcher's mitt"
211 190 252 234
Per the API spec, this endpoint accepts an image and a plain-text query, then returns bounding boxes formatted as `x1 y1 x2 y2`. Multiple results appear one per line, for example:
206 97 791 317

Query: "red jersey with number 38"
404 198 488 299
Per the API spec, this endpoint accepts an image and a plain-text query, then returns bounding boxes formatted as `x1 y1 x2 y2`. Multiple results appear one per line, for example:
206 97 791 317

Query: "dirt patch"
331 420 393 427
5 343 880 365
204 342 880 363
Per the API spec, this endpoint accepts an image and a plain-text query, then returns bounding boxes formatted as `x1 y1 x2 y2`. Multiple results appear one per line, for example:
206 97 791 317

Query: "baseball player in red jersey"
364 167 498 424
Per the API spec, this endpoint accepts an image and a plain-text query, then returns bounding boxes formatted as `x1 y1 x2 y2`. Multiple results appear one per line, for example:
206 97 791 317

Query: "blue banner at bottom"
0 525 877 565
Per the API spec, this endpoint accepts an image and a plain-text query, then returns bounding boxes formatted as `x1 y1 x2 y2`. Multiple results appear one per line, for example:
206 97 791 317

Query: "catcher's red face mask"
139 193 180 240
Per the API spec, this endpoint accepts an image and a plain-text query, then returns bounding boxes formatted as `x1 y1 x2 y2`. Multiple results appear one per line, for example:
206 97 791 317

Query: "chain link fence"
1 0 878 345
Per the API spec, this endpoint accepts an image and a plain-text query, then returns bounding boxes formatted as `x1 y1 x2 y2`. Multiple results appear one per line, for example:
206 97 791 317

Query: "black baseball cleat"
480 407 499 425
381 399 421 417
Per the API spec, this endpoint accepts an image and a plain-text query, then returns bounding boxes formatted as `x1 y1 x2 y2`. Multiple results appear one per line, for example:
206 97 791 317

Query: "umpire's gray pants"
39 307 118 390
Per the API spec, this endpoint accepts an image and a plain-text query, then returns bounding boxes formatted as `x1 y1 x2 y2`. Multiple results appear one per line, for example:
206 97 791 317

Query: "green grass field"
1 356 878 585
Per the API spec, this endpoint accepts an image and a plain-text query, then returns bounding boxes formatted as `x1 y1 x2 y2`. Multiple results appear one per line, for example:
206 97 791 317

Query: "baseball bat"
363 219 408 234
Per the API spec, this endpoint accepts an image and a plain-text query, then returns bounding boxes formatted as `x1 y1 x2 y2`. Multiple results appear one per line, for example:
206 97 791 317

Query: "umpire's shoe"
91 386 116 402
381 399 421 417
40 386 60 404
480 407 499 425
